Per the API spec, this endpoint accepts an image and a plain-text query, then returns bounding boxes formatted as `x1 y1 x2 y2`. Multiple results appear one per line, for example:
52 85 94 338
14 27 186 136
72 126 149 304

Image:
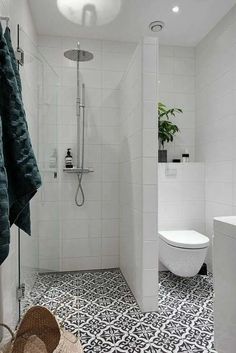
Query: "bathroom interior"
1 0 236 352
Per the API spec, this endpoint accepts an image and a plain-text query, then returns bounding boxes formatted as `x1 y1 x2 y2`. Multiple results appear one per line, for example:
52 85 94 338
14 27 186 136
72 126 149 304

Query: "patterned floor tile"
24 270 216 353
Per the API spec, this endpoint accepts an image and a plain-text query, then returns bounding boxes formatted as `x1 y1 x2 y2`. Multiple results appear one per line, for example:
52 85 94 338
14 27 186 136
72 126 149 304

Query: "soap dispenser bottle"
65 148 73 168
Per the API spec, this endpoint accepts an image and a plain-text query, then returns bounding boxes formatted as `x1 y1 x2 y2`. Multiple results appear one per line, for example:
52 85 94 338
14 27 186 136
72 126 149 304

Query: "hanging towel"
4 26 22 94
0 23 41 265
4 25 31 235
0 116 10 264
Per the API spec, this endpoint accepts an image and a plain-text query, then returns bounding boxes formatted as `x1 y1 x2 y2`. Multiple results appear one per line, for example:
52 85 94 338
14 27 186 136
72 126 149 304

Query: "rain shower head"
64 48 94 62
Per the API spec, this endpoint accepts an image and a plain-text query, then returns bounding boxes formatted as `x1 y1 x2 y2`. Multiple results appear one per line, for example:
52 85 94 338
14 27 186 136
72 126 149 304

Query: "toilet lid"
159 230 209 249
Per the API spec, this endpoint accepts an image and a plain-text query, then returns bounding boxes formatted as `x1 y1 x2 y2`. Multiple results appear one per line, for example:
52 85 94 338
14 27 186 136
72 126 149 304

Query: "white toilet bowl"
159 230 209 277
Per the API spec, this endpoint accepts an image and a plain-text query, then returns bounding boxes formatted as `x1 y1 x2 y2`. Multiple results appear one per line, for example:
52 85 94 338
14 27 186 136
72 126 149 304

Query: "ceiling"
28 0 236 46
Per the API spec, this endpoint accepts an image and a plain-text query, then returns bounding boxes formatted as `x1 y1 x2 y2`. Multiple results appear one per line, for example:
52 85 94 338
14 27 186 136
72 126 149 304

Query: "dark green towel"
0 116 10 264
0 23 41 265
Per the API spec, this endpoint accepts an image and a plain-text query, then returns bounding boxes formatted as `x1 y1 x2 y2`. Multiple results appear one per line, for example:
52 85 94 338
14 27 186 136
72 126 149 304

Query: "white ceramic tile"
102 40 136 54
102 237 119 256
85 88 102 108
102 71 124 89
102 52 132 71
101 255 119 268
62 257 101 271
102 89 120 108
102 164 119 182
88 220 102 237
143 241 158 269
174 58 195 75
62 220 89 238
101 107 120 127
102 219 119 237
174 46 195 58
143 44 157 73
143 101 157 129
101 126 120 145
143 185 158 213
39 47 63 67
38 220 59 238
62 238 101 258
159 46 174 57
142 269 159 296
39 237 60 258
159 56 174 74
143 73 157 101
102 182 119 201
102 200 119 219
206 182 233 205
143 158 157 184
143 213 158 241
143 129 157 157
101 144 119 163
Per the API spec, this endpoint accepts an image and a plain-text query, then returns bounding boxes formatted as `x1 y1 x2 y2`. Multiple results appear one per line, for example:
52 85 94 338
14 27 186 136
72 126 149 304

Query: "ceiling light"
57 0 121 27
149 21 165 33
172 6 180 13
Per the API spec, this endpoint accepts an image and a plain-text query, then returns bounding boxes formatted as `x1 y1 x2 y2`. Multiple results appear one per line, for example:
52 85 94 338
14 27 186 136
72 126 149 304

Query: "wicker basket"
0 306 83 353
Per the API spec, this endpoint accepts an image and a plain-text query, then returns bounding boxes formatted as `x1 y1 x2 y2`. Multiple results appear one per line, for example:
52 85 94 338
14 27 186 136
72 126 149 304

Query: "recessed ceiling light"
172 6 180 13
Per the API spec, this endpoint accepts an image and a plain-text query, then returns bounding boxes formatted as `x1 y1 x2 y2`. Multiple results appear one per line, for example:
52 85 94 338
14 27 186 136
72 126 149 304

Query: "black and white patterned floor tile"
23 270 217 353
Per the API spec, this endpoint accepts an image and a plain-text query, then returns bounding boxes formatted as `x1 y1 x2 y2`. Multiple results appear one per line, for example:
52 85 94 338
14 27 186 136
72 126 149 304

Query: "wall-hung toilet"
159 230 209 277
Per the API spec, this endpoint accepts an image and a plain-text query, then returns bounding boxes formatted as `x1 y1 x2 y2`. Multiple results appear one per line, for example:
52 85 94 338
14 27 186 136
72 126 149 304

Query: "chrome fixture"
149 21 165 32
63 42 94 207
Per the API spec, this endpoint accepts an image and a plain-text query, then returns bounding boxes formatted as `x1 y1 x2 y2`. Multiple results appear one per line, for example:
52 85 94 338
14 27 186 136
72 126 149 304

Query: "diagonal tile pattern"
23 270 217 353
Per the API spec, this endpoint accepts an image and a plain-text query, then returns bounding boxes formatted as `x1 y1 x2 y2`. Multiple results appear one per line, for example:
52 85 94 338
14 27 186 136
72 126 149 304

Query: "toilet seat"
159 230 209 249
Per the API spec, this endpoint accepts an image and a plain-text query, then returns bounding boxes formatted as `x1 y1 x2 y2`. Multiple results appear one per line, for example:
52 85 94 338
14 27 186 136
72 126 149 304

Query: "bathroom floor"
24 269 216 353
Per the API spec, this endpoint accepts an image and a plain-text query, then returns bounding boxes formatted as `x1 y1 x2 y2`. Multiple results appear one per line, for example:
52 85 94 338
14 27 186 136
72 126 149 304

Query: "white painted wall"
159 45 196 162
37 35 136 271
120 38 158 312
0 0 38 335
195 5 236 269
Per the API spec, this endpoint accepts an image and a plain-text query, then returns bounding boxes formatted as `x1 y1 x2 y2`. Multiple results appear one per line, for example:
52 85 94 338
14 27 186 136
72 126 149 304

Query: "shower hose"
75 105 85 207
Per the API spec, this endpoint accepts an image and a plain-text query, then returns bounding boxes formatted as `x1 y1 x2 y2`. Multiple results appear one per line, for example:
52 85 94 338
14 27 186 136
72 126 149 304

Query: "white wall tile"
159 45 196 162
62 238 101 258
102 237 119 256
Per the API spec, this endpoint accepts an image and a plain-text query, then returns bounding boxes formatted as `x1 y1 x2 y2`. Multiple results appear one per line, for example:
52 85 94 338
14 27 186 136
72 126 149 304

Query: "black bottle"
65 148 73 168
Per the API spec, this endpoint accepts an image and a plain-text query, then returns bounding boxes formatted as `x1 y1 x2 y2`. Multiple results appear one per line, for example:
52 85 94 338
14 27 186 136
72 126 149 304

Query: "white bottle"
49 148 57 169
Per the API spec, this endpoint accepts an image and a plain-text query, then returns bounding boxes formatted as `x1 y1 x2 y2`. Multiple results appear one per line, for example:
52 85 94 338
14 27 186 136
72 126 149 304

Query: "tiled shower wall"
37 35 136 271
0 0 38 331
195 4 236 268
159 45 196 162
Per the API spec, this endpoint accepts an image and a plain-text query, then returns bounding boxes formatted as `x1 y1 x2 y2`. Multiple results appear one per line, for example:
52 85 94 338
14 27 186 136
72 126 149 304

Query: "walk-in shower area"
33 35 159 314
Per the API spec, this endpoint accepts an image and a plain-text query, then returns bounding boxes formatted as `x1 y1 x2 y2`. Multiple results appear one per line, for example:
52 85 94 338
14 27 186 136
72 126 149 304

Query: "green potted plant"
158 102 183 162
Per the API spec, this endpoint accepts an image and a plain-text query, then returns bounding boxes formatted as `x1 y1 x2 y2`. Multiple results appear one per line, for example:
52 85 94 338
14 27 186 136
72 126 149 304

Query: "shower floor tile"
24 270 216 353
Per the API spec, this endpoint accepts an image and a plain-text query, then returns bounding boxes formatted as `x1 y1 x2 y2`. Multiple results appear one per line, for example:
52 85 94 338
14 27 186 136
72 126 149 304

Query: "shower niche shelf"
63 167 94 174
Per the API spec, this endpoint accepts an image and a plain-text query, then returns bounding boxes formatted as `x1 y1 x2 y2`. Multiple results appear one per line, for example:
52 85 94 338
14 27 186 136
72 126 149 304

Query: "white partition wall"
120 38 159 312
